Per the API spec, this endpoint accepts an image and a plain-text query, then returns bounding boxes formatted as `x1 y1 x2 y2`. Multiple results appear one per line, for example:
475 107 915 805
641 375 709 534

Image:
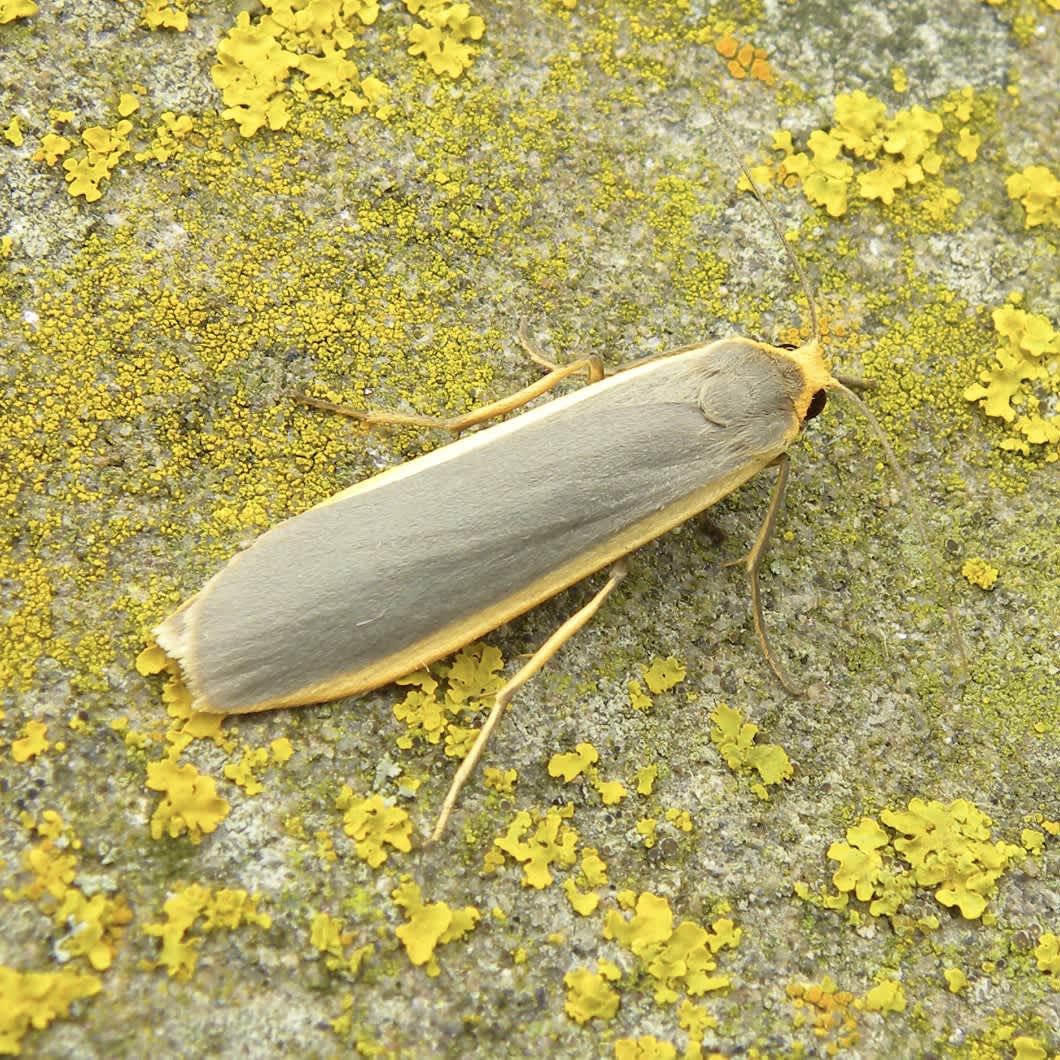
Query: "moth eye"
805 389 827 421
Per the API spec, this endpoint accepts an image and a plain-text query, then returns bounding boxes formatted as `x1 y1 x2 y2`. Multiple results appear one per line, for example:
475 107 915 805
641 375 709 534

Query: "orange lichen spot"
145 759 231 842
336 787 412 867
825 798 1024 920
492 803 578 888
391 876 479 975
961 556 999 589
549 741 599 782
963 301 1060 459
786 976 860 1049
859 978 906 1013
142 0 189 31
406 2 485 79
614 1035 677 1060
635 764 658 795
713 34 775 85
1007 164 1060 228
709 703 793 797
142 884 270 979
12 719 49 762
0 967 101 1056
604 892 740 1004
563 961 621 1024
0 0 36 22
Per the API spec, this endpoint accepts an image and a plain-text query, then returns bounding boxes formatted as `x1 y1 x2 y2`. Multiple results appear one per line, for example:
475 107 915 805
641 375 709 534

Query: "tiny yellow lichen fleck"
12 719 49 762
391 876 479 975
961 556 1000 589
944 967 968 993
337 788 412 867
563 962 620 1024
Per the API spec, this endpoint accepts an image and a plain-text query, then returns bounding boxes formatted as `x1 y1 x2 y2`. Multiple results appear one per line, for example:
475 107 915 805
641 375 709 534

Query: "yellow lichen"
709 703 793 796
145 759 231 842
1035 931 1060 983
336 788 412 867
859 978 906 1013
824 798 1024 919
0 0 36 23
963 301 1060 459
642 655 687 695
393 642 505 752
614 1035 677 1060
142 0 189 31
11 719 49 762
563 961 621 1024
548 741 599 782
603 892 740 1004
391 876 479 975
944 966 969 992
635 764 658 795
1006 164 1060 229
961 556 1000 589
0 966 101 1056
142 884 271 979
491 804 578 888
405 1 485 79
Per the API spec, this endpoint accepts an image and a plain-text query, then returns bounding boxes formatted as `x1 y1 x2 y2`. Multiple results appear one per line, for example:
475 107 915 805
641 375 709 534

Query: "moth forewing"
154 336 838 716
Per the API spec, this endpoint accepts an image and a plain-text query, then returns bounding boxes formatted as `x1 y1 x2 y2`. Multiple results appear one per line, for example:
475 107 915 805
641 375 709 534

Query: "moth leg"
291 352 603 435
427 560 628 844
743 454 803 696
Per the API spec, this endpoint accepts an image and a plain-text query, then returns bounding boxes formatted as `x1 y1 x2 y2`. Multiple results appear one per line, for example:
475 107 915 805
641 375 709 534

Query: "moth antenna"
709 93 967 681
833 383 970 678
706 99 819 345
